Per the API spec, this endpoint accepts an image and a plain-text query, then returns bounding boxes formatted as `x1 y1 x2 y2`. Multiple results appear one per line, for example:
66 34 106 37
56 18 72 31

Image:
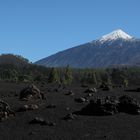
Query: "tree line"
1 54 140 87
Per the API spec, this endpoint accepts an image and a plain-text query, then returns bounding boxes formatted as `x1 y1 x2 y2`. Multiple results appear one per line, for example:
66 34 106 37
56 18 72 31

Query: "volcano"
36 29 140 68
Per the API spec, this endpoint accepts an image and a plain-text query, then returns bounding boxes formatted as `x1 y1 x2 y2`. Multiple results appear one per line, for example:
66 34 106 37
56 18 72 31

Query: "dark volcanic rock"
118 95 140 114
29 117 47 125
75 95 140 116
18 104 39 112
75 97 87 103
84 88 97 93
0 100 15 120
76 98 118 116
99 83 112 91
46 104 56 109
29 117 56 126
19 84 42 100
63 113 77 121
65 90 75 96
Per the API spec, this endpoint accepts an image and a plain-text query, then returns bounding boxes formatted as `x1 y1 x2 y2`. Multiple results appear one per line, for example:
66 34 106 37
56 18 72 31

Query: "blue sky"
0 0 140 62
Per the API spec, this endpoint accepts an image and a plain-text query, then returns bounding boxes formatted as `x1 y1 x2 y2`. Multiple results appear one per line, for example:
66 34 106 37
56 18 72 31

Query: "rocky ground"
1 81 140 140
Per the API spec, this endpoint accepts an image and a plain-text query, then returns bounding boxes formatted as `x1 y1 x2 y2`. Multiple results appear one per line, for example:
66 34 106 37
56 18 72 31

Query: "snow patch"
99 29 133 43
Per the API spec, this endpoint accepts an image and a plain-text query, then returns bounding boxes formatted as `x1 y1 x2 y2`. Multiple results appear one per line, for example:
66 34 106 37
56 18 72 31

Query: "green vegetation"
64 65 73 85
1 54 140 87
123 79 129 88
48 68 60 83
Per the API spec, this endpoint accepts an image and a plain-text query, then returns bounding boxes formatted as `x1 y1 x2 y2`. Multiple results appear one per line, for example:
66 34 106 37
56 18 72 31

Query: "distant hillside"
0 54 49 82
36 29 140 68
0 54 29 67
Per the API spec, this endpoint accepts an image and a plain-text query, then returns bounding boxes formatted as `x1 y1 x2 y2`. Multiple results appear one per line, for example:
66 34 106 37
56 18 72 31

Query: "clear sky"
0 0 140 62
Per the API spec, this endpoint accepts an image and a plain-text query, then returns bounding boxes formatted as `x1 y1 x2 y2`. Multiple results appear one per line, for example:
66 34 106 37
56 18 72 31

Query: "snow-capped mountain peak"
99 29 133 42
36 29 140 68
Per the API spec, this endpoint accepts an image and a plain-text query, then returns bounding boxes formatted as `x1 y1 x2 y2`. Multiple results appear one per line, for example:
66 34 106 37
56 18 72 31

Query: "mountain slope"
0 54 29 67
36 29 140 68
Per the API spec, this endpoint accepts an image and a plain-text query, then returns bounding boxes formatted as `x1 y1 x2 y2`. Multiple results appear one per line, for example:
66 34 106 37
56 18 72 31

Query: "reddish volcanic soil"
1 81 140 140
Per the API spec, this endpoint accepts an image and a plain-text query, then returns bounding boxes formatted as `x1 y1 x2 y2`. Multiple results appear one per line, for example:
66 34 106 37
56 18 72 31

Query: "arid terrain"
0 81 140 140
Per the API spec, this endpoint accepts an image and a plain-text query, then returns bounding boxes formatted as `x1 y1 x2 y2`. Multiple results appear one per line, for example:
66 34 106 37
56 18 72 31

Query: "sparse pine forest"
1 54 140 87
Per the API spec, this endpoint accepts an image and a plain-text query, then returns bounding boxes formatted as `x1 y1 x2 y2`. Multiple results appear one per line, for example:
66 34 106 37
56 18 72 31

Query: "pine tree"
91 72 98 85
48 68 60 83
64 65 73 85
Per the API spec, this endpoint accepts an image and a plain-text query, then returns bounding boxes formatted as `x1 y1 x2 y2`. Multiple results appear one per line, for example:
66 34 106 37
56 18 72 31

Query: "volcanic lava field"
1 81 140 140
